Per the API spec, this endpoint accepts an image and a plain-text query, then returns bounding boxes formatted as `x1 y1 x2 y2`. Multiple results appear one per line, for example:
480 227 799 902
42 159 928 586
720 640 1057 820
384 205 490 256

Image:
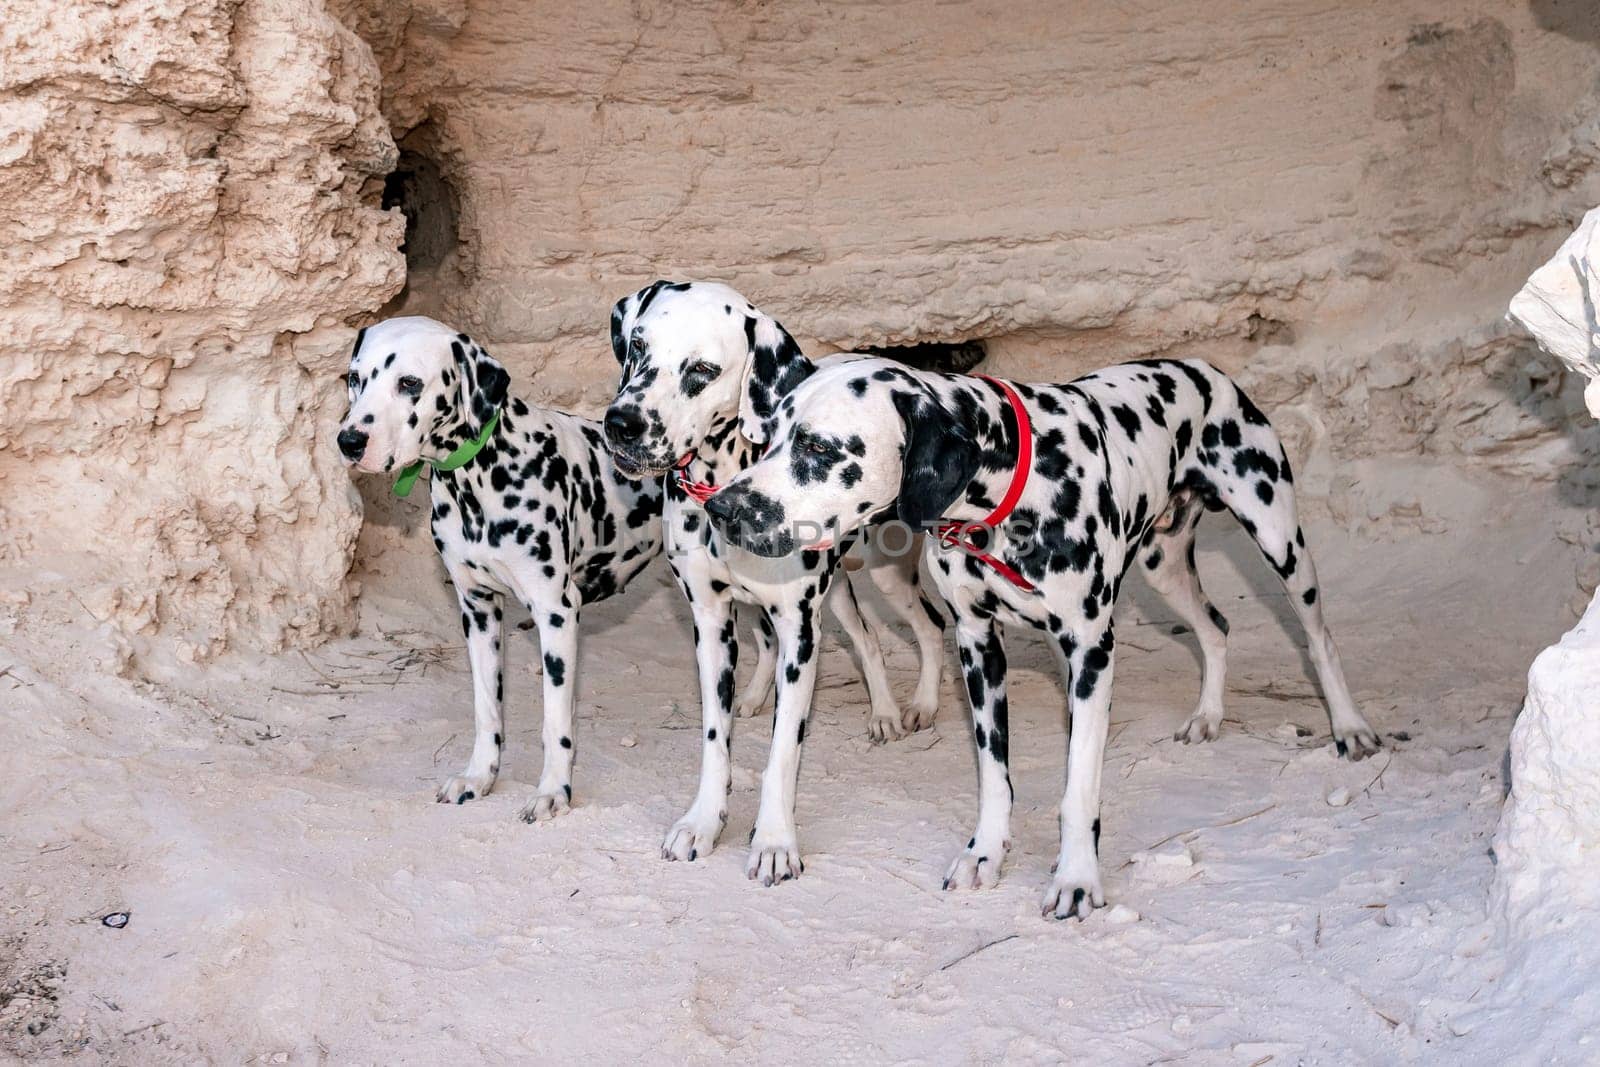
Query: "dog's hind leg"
1141 494 1230 744
825 574 905 743
438 583 505 804
735 607 776 718
860 538 946 733
1192 389 1380 760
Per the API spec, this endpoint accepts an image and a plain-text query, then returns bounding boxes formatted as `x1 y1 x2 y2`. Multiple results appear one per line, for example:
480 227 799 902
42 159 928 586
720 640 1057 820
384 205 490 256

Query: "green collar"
393 410 501 498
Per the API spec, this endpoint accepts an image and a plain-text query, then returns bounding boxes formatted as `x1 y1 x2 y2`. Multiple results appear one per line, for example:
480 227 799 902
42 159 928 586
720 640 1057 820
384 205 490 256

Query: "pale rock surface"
346 1 1600 620
1494 596 1600 924
10 2 1600 653
1509 204 1600 416
0 0 404 658
1483 207 1600 1049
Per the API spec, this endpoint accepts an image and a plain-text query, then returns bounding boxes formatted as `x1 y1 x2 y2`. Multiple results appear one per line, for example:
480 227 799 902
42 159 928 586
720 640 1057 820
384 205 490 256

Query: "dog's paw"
518 787 571 824
942 840 1006 890
662 807 725 862
1174 711 1220 744
1041 864 1105 921
745 831 804 886
734 697 769 719
1334 725 1382 761
867 710 908 744
902 696 938 734
436 772 494 805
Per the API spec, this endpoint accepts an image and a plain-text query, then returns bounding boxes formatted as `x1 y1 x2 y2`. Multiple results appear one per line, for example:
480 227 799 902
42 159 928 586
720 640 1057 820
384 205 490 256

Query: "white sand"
1 484 1588 1062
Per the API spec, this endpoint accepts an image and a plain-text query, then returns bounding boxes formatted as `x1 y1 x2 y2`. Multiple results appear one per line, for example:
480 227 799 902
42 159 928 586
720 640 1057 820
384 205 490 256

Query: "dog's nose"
604 407 645 444
703 491 734 526
337 427 369 460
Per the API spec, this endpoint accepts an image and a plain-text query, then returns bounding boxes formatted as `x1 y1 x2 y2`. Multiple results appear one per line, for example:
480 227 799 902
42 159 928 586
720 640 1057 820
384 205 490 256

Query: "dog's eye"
806 440 830 456
688 361 718 378
629 337 644 359
346 371 360 390
397 375 423 396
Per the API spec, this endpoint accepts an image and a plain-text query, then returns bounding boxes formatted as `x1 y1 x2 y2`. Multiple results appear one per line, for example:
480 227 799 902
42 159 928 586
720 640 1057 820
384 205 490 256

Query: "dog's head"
335 316 509 474
602 280 813 477
703 358 980 557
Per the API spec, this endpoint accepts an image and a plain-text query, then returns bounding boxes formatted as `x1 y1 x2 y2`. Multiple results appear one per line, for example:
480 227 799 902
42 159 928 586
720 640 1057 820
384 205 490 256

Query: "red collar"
937 375 1036 592
673 452 719 505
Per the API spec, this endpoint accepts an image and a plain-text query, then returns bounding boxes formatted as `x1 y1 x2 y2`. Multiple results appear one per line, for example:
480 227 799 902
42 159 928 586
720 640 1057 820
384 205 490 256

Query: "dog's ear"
609 292 636 364
737 311 814 445
892 389 979 528
610 280 682 365
452 336 509 428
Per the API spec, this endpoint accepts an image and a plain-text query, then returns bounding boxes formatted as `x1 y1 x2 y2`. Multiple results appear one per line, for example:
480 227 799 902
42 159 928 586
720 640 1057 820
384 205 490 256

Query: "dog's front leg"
438 586 505 804
519 591 581 823
1043 625 1115 920
746 596 822 885
662 591 737 861
943 616 1013 890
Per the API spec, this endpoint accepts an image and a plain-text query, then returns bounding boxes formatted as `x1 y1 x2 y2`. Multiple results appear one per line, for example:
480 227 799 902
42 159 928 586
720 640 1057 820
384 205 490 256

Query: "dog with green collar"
336 316 671 821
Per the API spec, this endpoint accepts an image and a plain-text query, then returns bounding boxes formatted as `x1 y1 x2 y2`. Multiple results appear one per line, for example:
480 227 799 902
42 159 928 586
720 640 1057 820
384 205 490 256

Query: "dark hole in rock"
382 134 459 273
1245 311 1295 346
860 338 988 374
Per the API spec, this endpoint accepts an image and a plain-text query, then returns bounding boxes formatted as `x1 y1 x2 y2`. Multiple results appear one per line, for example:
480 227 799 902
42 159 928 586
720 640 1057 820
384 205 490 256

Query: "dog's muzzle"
337 426 368 462
703 487 793 558
603 406 672 478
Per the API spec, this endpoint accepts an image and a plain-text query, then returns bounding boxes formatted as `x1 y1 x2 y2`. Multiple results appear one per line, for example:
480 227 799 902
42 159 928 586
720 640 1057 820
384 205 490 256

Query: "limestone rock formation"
0 0 404 658
1489 204 1600 1046
8 1 1600 656
1509 205 1600 417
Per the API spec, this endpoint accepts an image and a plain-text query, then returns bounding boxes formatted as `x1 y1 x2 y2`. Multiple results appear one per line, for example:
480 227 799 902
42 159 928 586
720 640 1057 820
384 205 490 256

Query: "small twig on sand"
432 733 457 765
917 734 944 752
269 687 352 697
1213 804 1276 830
299 651 341 685
1134 804 1277 858
1314 911 1323 947
122 1020 167 1038
876 864 940 899
940 933 1020 972
1362 754 1395 798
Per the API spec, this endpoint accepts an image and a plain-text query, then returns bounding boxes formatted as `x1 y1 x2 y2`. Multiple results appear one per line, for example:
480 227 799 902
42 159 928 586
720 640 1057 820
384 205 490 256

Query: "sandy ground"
1 470 1590 1064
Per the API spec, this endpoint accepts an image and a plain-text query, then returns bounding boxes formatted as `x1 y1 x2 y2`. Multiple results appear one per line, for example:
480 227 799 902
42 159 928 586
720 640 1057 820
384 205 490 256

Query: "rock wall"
8 1 1600 651
368 1 1600 421
0 0 404 658
340 0 1600 606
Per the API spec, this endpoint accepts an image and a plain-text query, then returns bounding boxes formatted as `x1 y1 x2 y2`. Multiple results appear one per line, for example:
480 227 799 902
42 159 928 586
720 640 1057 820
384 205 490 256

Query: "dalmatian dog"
702 355 1381 917
602 281 949 884
336 315 666 822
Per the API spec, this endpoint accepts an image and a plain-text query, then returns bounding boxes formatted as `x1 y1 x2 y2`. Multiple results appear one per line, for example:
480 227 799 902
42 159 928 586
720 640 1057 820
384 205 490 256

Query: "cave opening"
381 126 459 275
859 337 988 374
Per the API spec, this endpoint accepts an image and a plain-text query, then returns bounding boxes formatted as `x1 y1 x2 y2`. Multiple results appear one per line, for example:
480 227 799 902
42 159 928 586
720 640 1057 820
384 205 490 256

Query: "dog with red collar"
602 280 950 884
704 355 1380 919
